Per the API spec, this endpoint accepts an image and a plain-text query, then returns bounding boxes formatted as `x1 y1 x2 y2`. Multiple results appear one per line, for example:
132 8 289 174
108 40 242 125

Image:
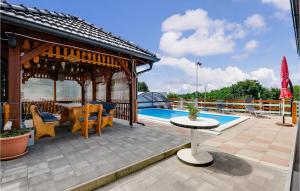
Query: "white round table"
170 116 219 166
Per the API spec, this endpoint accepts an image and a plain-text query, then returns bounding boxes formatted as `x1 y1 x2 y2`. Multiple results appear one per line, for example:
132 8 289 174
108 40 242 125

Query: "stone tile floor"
0 119 188 191
140 115 298 170
97 115 298 191
98 152 287 191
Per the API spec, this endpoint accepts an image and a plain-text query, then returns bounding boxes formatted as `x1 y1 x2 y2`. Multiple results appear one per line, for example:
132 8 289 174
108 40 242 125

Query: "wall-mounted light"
52 64 56 71
37 63 40 68
70 67 74 72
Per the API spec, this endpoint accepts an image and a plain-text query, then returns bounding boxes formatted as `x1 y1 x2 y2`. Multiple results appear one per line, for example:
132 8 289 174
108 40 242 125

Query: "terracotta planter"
188 115 197 121
0 132 31 160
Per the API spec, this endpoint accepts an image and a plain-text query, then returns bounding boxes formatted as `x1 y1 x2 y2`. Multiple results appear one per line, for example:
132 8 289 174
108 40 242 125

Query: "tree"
293 85 300 101
166 79 294 100
137 81 149 92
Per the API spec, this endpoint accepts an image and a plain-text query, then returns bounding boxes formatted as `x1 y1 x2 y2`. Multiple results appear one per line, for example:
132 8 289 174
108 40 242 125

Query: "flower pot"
188 115 197 121
0 132 31 160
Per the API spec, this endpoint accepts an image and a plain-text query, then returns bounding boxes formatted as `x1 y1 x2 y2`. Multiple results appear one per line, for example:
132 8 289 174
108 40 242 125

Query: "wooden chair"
3 102 10 125
101 106 115 129
72 108 82 133
90 101 116 129
80 104 103 139
30 105 57 140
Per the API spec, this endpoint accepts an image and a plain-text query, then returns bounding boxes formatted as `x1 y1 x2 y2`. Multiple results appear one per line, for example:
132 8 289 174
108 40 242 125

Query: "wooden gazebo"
0 1 159 128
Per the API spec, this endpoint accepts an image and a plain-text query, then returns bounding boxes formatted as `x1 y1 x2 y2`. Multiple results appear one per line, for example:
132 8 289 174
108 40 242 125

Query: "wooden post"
106 77 112 102
129 60 137 126
8 40 21 128
292 102 297 124
81 83 85 105
53 80 56 113
92 80 97 101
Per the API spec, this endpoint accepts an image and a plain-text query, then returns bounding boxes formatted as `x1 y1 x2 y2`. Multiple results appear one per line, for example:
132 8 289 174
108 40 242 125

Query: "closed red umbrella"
280 56 292 99
279 56 293 124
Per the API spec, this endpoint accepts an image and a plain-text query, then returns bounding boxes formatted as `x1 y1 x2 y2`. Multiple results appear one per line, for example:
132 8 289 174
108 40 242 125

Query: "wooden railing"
115 102 130 121
21 99 131 121
169 98 299 116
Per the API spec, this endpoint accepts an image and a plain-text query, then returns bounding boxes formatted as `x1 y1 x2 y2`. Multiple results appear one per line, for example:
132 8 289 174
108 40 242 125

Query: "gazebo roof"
0 1 159 62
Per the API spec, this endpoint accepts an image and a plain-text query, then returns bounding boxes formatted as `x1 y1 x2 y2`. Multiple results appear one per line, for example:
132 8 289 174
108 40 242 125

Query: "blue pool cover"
138 108 240 125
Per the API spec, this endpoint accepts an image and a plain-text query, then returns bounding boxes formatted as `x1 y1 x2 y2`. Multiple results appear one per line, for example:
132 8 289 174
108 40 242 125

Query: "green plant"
187 104 199 116
0 128 31 138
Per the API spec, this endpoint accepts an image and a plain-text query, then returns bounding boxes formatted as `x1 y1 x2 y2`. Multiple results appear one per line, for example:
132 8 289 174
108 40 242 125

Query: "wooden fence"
169 98 299 116
21 99 131 121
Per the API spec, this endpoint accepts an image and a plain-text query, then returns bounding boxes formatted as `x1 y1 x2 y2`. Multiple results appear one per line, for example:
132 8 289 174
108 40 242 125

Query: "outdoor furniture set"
30 102 116 140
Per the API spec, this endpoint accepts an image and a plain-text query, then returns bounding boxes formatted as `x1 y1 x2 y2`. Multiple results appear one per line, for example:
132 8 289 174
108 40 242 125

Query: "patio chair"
90 101 116 128
216 100 225 113
244 98 267 117
80 104 103 139
30 105 58 140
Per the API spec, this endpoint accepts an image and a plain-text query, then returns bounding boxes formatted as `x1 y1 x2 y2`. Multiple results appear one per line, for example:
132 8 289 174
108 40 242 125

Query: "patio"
0 119 188 191
0 115 297 191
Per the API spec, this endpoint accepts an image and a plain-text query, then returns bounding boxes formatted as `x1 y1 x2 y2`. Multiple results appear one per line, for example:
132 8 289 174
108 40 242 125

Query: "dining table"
56 103 82 124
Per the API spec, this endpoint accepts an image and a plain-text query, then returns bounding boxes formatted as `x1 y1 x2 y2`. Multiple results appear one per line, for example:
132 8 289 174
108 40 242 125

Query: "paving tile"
218 144 240 154
236 149 264 161
261 155 289 167
28 180 57 191
1 177 28 191
269 144 292 153
28 172 53 186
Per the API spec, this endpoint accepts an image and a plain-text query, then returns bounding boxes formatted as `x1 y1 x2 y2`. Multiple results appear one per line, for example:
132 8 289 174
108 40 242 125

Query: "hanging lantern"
23 62 31 69
61 61 66 70
33 56 39 63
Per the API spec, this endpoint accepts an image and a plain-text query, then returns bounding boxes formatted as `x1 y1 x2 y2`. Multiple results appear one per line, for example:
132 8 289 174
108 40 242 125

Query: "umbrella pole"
282 99 285 124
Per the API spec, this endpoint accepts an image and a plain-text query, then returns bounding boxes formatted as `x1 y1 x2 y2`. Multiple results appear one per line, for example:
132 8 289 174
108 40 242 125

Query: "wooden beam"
53 80 56 113
118 59 131 81
81 84 85 105
129 61 137 126
20 43 53 65
106 76 112 102
8 41 21 128
92 80 97 101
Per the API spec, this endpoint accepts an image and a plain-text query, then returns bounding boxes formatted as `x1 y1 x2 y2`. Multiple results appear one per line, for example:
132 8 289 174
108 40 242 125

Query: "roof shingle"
0 1 158 61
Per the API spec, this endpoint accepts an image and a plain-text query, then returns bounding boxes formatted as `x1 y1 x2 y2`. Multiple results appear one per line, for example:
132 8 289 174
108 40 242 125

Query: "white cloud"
261 0 290 11
159 9 246 57
158 56 280 93
272 11 290 21
244 40 260 52
231 54 248 61
232 40 259 61
245 14 266 31
250 68 279 87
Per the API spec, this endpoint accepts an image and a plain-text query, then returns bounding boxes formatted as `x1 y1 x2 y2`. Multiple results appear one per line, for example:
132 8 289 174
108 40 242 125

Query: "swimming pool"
138 108 248 134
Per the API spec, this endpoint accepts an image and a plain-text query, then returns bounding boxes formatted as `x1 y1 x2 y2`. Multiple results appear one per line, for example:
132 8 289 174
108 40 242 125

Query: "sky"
9 0 300 93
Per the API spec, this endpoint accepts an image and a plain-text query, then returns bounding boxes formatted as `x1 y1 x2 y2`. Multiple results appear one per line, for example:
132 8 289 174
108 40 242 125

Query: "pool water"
138 108 240 125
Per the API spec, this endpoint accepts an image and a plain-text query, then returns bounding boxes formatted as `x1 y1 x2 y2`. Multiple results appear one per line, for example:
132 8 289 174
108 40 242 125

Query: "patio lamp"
195 62 202 107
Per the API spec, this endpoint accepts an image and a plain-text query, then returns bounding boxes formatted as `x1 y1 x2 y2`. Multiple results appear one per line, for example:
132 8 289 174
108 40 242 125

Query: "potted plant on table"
187 104 199 121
